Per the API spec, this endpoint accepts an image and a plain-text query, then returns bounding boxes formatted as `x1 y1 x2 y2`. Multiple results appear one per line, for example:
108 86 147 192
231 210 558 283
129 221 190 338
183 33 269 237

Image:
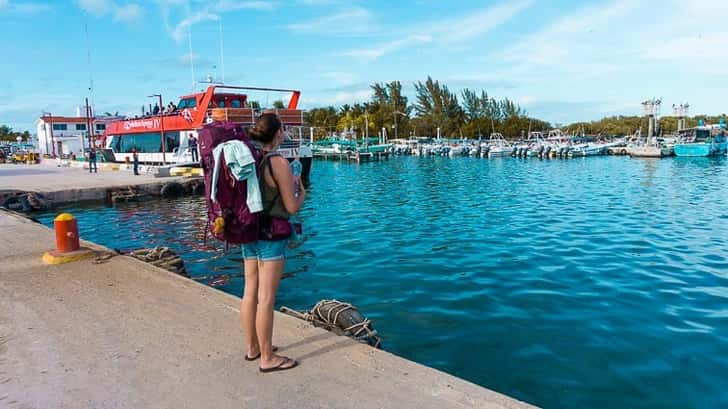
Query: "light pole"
148 94 165 165
42 111 55 157
364 111 369 149
393 110 406 140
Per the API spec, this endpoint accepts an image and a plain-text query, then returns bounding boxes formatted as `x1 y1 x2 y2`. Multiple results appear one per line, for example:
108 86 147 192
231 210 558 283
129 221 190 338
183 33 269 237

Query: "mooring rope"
308 300 381 348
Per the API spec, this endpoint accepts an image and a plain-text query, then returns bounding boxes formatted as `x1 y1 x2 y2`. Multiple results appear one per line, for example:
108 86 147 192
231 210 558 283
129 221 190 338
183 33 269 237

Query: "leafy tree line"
303 76 547 140
0 125 31 142
300 76 727 141
563 115 727 137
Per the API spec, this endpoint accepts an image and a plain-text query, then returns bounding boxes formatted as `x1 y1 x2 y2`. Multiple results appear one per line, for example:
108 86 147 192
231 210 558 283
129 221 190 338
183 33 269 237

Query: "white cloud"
0 1 53 13
332 90 370 104
644 34 728 65
78 0 144 23
160 0 275 42
500 0 728 78
12 2 52 13
113 3 143 23
438 0 532 43
172 11 219 42
297 0 340 5
320 71 361 86
342 34 432 62
503 0 639 71
178 52 197 64
214 0 276 11
337 1 529 62
77 0 111 16
285 6 373 35
304 89 371 107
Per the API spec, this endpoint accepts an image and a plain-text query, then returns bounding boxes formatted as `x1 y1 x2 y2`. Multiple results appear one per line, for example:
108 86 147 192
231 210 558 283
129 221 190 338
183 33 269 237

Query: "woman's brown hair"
248 112 282 144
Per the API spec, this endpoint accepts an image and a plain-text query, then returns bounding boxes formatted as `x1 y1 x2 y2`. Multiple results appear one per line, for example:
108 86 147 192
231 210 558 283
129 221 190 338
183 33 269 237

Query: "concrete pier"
0 164 195 205
0 210 535 409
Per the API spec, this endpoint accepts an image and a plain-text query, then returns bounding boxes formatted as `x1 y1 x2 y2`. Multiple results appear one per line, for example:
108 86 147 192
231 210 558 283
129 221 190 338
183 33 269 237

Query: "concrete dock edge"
0 209 537 409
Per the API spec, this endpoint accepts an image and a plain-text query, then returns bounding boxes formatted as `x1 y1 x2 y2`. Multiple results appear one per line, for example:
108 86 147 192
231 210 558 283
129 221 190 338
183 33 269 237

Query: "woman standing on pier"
240 113 306 372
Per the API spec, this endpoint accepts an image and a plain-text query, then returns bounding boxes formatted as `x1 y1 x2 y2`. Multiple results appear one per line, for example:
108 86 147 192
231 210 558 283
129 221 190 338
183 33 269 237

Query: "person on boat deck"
153 104 160 115
240 113 306 373
188 135 199 162
132 147 139 175
88 147 97 173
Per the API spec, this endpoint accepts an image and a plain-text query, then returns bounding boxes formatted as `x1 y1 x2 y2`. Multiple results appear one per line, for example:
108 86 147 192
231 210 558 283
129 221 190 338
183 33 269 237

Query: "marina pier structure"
0 163 194 206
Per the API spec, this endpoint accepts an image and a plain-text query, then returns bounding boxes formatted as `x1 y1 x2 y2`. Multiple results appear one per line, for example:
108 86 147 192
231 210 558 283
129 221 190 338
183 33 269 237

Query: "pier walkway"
0 210 535 409
0 163 192 205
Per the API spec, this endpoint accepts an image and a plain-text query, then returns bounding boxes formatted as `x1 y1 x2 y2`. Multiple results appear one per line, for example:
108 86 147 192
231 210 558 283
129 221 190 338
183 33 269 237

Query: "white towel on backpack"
211 140 263 213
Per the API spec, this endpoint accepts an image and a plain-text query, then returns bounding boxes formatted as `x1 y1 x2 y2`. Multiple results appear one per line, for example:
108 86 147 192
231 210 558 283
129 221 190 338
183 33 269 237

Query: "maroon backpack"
199 121 263 245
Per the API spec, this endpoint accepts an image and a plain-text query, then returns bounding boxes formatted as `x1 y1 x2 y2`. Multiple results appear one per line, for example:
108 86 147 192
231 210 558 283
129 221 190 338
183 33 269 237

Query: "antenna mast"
188 26 195 91
218 18 225 83
84 14 95 112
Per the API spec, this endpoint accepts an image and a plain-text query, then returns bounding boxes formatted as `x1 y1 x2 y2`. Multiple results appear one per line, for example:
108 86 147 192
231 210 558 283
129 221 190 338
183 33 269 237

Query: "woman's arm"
270 156 306 214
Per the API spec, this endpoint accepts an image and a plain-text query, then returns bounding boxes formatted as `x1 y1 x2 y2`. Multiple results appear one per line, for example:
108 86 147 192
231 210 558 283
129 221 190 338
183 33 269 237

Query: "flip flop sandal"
245 346 278 361
259 357 298 373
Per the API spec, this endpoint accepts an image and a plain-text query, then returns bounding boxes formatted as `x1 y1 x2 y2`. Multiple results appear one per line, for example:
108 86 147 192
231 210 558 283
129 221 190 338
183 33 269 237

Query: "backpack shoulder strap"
260 151 282 180
261 151 284 215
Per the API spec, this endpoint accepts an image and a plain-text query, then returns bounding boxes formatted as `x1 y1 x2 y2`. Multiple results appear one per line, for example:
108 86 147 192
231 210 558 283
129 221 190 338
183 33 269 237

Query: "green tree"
0 125 30 142
413 76 463 137
245 100 261 110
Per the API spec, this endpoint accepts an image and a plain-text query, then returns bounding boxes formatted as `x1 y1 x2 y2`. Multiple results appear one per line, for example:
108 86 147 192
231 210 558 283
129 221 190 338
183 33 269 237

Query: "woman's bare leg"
241 259 260 358
256 258 295 369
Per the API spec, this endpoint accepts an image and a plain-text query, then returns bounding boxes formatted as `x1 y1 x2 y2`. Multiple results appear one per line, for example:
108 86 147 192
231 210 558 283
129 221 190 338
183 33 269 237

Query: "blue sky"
1 0 726 131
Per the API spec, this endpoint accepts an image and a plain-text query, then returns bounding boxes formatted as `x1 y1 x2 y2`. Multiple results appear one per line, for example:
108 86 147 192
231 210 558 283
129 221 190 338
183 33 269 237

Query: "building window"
52 124 68 131
95 124 106 131
76 124 87 131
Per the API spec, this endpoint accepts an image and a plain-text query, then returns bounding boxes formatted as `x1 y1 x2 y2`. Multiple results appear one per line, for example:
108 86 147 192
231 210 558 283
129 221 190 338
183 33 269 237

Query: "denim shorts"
241 240 287 261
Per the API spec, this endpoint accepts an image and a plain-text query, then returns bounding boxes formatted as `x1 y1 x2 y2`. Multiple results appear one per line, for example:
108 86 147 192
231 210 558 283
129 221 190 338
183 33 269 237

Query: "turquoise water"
36 156 728 409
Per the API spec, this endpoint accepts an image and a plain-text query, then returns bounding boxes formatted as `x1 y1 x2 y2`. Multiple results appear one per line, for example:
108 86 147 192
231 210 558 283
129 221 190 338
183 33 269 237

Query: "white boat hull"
628 145 673 158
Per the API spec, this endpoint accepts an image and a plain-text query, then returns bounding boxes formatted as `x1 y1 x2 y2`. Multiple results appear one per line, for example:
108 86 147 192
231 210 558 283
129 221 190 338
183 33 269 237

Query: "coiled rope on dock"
281 299 381 348
127 246 188 276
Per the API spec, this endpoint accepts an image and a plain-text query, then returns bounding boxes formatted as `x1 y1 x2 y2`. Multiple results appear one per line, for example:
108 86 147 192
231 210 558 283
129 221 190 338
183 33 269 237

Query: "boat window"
116 131 180 153
231 99 241 108
166 132 179 152
109 135 121 152
177 98 197 109
52 124 67 131
75 124 87 131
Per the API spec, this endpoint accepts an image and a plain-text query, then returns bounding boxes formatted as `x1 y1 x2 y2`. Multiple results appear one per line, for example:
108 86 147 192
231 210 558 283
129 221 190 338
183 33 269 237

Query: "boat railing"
280 137 304 149
207 108 304 126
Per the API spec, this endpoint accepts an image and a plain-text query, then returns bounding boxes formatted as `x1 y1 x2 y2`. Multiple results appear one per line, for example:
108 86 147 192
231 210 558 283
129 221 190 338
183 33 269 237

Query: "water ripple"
36 156 728 409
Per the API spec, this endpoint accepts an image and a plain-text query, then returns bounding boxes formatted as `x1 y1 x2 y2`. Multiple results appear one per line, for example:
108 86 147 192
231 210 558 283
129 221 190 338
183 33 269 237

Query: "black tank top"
260 152 289 219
